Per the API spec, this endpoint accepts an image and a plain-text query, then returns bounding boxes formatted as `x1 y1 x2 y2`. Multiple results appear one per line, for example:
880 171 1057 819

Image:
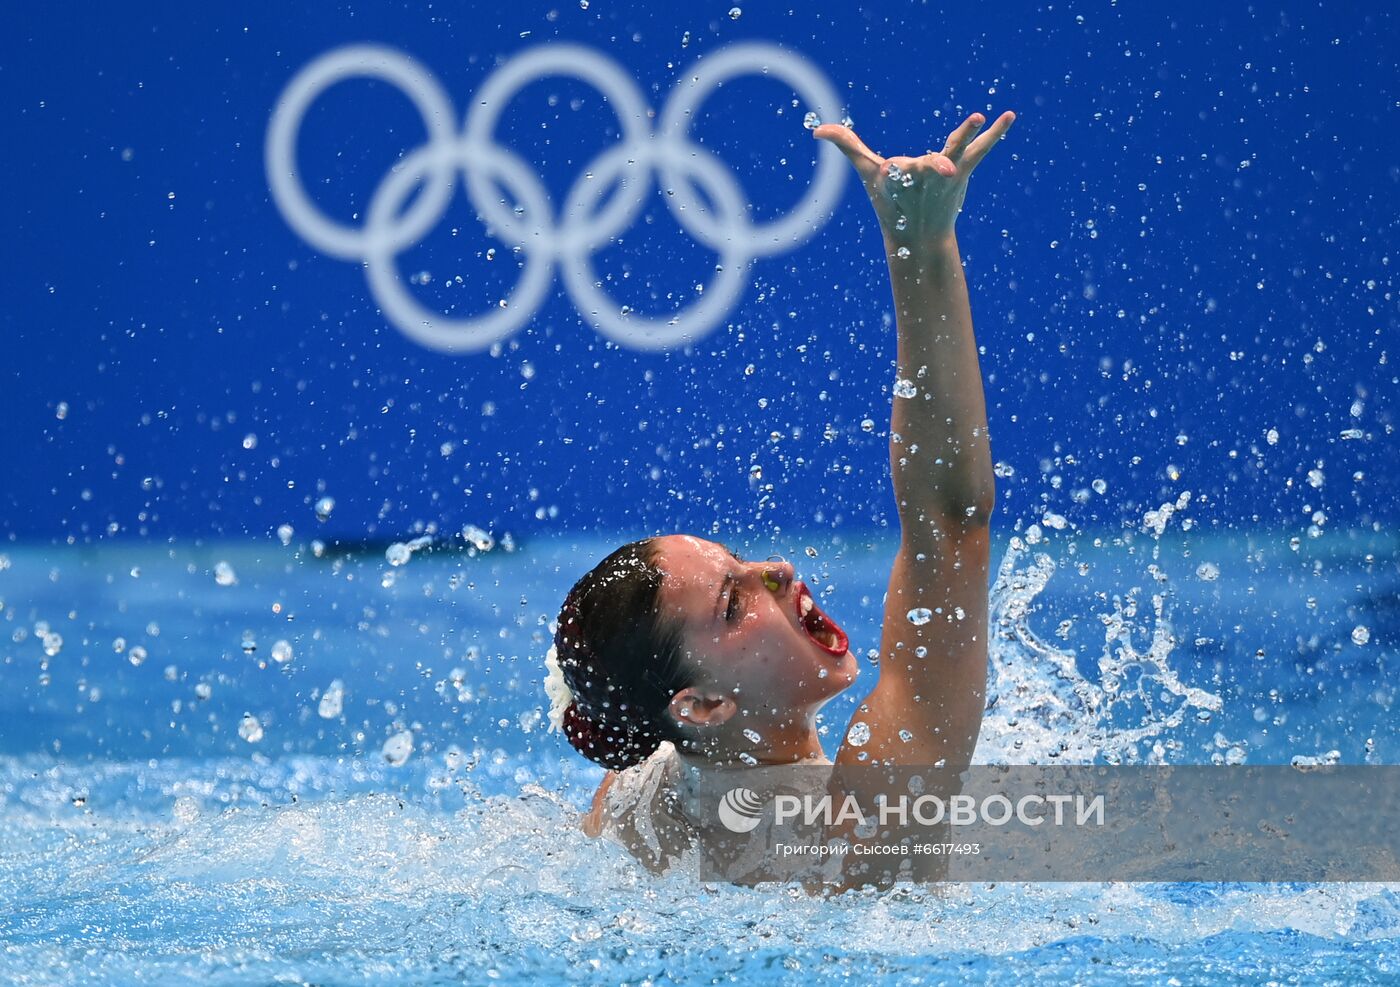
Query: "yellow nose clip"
762 571 781 592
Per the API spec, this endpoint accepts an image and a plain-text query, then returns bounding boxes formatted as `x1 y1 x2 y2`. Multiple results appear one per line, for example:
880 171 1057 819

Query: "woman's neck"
677 714 828 769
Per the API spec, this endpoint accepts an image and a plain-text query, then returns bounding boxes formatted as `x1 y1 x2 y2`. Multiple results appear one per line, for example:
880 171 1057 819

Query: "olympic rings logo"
266 43 846 353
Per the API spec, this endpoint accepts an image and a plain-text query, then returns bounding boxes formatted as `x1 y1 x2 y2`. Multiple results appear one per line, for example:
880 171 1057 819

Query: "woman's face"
652 535 859 719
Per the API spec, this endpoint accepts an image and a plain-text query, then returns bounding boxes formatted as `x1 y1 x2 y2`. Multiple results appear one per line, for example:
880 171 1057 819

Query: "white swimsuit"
600 741 695 867
600 741 842 881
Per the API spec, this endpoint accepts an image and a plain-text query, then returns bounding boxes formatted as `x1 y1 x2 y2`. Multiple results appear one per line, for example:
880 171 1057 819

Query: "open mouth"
795 582 850 656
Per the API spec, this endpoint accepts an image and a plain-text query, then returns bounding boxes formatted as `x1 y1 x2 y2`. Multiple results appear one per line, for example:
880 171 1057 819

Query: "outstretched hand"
814 110 1015 247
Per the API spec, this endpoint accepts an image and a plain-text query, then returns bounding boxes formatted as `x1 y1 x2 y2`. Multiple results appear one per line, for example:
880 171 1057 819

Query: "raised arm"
819 111 1014 772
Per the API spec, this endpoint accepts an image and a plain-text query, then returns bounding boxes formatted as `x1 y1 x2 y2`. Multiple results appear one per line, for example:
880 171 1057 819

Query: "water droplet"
55 402 69 420
846 721 871 746
1291 750 1341 767
727 6 741 19
240 632 257 654
241 433 257 450
907 607 933 626
1352 626 1371 646
128 645 147 667
742 728 762 744
895 246 911 259
314 496 335 522
804 546 818 558
270 639 293 664
172 795 200 825
860 418 875 432
893 378 917 398
898 729 914 743
385 543 412 566
803 111 821 130
1265 428 1279 446
239 713 264 743
462 525 494 552
1195 562 1220 582
42 632 63 657
276 524 294 546
895 215 908 231
1092 478 1108 494
382 730 414 766
213 561 237 587
318 679 345 719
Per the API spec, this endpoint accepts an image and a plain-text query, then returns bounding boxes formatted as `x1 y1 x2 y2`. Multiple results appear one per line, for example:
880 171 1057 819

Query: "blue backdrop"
4 1 1395 544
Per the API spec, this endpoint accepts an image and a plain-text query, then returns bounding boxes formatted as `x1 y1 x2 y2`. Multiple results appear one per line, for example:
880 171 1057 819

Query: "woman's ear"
668 687 737 729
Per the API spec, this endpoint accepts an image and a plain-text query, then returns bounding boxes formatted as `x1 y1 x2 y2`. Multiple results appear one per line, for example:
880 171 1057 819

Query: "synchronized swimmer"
542 108 1017 881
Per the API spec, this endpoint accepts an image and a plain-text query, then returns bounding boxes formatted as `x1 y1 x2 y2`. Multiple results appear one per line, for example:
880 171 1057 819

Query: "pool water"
2 524 1397 984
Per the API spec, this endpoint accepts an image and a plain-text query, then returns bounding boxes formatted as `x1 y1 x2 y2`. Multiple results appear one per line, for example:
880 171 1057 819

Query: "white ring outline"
266 45 456 260
559 140 751 351
266 42 846 353
461 43 654 252
363 140 555 353
659 42 846 255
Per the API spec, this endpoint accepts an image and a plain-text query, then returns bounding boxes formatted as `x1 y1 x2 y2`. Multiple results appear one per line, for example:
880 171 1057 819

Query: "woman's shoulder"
582 770 617 838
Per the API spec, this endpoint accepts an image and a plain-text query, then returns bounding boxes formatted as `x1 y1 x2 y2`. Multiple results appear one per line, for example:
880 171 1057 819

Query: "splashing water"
981 536 1223 765
0 527 1393 983
4 752 1398 986
386 535 433 567
318 679 345 719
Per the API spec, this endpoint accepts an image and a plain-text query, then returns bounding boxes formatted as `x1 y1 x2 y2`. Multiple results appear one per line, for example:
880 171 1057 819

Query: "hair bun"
562 701 662 772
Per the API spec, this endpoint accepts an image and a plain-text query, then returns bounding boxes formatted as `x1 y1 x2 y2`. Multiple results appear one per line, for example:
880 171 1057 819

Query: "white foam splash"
980 535 1222 764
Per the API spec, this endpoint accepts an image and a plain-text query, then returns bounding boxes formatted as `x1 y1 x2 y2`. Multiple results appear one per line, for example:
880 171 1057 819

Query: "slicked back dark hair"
552 538 694 770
